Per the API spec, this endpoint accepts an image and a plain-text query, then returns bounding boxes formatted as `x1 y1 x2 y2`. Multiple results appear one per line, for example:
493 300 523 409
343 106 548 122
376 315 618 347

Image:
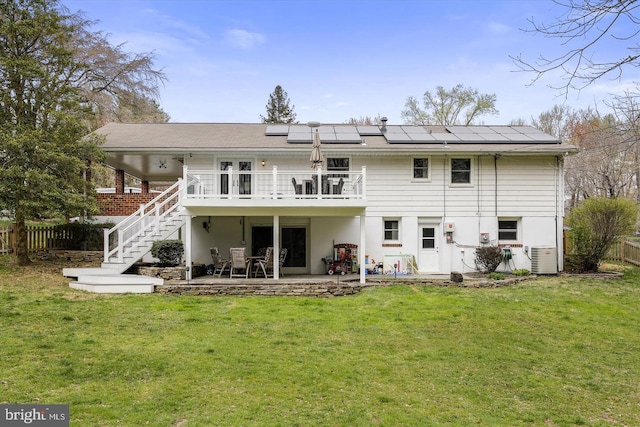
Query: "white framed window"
451 158 472 185
384 219 400 242
498 219 519 241
412 157 430 181
327 157 349 177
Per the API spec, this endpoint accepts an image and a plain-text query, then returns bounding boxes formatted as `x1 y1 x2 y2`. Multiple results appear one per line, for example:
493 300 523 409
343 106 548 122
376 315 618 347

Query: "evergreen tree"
260 85 297 124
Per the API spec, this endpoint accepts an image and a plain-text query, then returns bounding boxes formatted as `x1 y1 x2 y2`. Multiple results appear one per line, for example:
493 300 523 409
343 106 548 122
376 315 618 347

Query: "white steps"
64 268 163 294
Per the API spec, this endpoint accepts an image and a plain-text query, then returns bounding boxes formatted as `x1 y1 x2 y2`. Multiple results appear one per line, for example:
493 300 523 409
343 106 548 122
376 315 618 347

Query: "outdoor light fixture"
261 160 266 167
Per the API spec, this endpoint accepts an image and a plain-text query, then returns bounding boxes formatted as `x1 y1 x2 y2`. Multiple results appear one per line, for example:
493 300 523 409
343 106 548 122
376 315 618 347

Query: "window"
422 227 435 249
451 158 471 184
327 157 349 177
498 220 518 241
384 220 399 241
413 158 430 180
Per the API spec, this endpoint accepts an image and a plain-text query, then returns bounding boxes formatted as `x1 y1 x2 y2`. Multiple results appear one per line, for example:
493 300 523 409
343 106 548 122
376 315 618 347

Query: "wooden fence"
605 238 640 267
0 224 81 255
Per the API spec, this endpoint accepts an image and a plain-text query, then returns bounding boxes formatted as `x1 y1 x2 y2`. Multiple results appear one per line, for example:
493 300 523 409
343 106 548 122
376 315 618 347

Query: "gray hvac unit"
531 246 558 275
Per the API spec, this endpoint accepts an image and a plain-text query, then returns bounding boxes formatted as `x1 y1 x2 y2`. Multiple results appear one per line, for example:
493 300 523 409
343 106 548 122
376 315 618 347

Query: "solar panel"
334 127 362 143
432 133 461 142
357 125 383 135
287 133 312 143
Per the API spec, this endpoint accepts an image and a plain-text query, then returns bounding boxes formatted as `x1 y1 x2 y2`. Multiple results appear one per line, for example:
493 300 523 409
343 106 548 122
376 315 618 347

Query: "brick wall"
97 194 159 216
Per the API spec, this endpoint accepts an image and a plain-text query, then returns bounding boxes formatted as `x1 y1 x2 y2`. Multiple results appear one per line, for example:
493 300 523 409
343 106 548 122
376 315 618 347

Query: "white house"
71 121 576 290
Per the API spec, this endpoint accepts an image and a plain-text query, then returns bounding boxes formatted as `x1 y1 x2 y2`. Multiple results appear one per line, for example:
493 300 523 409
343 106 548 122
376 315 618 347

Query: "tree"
564 108 639 207
345 115 384 125
0 0 165 265
566 197 637 272
512 0 640 95
260 85 297 124
401 84 498 125
531 104 575 141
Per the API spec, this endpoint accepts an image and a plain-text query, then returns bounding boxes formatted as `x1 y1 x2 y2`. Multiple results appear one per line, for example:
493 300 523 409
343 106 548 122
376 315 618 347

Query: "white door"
418 225 440 272
220 160 252 196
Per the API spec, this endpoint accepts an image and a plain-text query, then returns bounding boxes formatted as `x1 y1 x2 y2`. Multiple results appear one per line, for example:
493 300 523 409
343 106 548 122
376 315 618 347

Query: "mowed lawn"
1 259 639 426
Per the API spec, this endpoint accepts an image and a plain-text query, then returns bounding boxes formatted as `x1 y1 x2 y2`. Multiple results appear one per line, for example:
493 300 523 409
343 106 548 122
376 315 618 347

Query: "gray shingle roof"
95 122 576 155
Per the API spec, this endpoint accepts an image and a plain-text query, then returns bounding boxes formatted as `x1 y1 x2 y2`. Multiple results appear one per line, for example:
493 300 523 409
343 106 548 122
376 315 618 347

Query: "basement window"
498 219 518 241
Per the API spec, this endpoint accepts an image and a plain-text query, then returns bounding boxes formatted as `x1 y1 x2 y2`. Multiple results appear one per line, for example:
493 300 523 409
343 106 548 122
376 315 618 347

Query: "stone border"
157 282 370 297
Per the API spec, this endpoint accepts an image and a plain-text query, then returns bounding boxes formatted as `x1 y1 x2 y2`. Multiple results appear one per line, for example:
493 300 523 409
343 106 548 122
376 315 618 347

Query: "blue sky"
62 0 637 125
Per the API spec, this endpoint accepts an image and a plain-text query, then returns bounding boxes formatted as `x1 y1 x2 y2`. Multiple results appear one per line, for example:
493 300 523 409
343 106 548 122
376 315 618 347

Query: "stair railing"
104 179 186 264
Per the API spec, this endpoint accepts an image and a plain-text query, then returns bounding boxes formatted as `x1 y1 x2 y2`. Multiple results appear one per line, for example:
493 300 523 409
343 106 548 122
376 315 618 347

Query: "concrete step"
63 267 121 279
68 273 163 294
69 281 155 294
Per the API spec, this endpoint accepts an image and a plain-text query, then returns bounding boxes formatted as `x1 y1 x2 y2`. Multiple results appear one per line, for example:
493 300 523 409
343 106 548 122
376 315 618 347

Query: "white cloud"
224 29 266 49
488 21 510 34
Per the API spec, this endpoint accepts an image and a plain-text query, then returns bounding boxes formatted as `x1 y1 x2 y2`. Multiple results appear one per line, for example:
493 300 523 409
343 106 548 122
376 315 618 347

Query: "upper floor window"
413 158 430 180
451 158 471 184
498 220 518 241
327 157 349 177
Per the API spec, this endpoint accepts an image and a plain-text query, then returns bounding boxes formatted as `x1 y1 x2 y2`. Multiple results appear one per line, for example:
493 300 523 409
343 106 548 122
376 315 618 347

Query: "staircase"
64 180 188 293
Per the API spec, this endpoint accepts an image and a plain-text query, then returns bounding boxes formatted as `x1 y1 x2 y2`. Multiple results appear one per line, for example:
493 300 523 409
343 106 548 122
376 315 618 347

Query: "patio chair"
291 177 302 195
278 247 288 277
229 247 248 278
333 178 344 195
253 247 274 278
209 247 229 278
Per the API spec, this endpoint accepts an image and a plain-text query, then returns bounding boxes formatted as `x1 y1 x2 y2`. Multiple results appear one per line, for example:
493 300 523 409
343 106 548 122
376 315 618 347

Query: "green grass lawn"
1 258 639 426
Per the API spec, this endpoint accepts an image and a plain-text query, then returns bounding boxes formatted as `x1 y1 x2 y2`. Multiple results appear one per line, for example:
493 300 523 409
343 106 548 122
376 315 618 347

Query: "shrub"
566 197 638 272
474 246 503 273
488 272 505 280
151 240 184 266
512 269 530 276
53 222 115 250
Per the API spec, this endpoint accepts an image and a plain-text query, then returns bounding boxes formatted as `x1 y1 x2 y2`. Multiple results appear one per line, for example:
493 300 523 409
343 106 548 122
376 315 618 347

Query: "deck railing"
103 179 184 264
183 166 366 200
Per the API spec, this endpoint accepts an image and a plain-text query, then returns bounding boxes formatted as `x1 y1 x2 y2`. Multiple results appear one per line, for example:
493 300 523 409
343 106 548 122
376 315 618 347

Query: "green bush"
54 222 114 250
150 240 184 266
512 269 530 276
567 197 638 272
488 272 505 280
474 246 503 273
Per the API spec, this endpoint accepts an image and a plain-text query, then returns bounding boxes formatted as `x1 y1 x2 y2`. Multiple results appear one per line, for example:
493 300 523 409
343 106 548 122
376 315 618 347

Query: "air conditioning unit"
531 246 557 275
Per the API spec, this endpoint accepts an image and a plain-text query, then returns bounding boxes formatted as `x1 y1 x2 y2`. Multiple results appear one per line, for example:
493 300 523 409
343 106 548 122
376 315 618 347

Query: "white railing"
103 179 185 264
184 166 366 200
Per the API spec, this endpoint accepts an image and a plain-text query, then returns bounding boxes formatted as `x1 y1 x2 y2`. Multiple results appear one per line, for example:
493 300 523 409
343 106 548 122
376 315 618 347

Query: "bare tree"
564 109 636 207
345 115 384 125
607 91 640 203
531 104 576 141
401 84 498 126
512 0 640 95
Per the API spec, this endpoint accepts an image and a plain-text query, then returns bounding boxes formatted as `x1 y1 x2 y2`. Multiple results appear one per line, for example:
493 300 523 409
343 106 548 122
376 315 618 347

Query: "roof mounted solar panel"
478 134 510 142
408 133 437 142
503 133 533 141
384 132 412 143
470 127 500 134
265 125 289 135
333 127 362 143
357 125 383 135
287 132 312 143
445 126 476 134
319 130 337 142
432 133 461 142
